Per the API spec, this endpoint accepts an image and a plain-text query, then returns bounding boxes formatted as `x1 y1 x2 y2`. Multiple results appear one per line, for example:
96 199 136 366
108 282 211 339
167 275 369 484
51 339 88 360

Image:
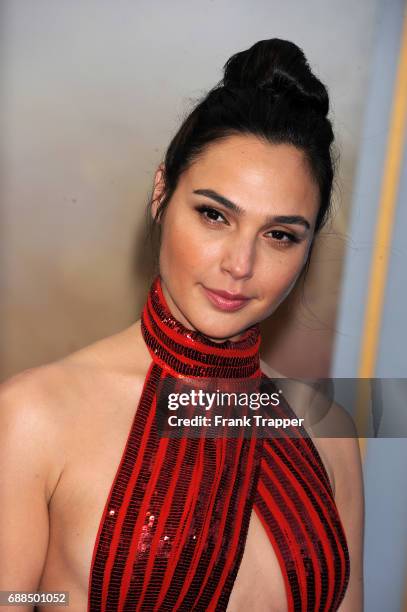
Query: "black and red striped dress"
88 275 350 611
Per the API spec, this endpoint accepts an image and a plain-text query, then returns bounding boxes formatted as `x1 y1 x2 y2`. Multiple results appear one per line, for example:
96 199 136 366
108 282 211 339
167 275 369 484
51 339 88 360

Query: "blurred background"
1 0 406 609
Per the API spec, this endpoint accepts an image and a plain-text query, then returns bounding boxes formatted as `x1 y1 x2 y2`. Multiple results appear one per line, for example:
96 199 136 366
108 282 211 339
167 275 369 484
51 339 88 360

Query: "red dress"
88 276 350 611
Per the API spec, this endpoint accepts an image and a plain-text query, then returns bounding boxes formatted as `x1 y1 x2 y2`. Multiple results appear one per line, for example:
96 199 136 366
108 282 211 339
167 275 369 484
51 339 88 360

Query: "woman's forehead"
179 135 319 218
184 135 313 187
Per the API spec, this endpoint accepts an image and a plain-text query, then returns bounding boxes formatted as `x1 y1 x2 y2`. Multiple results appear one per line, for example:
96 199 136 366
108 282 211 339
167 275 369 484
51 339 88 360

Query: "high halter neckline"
140 275 261 378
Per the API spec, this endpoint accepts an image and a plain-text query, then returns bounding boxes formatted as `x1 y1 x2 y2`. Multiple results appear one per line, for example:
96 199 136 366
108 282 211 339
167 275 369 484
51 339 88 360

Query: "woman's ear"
151 163 166 222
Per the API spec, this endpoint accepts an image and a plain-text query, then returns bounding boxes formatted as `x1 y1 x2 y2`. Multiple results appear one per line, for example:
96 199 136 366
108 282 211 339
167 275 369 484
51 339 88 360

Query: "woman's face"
152 134 320 342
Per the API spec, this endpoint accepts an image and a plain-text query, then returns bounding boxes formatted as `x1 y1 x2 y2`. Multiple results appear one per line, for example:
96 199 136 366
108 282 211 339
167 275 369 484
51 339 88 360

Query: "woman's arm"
334 435 365 611
305 396 364 611
0 372 61 611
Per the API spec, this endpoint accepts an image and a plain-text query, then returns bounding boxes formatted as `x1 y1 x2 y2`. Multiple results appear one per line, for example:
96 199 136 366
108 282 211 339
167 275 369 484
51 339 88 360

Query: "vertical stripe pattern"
88 276 350 611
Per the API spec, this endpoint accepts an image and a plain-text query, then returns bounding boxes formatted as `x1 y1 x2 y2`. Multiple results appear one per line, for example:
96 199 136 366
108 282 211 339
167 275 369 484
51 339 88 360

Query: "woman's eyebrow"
192 188 311 230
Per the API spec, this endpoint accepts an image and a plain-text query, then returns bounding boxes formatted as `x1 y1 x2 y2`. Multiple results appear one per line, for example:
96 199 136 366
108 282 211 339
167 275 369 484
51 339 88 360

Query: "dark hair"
147 38 336 269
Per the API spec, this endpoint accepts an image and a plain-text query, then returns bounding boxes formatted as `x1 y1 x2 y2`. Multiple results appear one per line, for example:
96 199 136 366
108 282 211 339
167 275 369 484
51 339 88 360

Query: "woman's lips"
202 286 251 312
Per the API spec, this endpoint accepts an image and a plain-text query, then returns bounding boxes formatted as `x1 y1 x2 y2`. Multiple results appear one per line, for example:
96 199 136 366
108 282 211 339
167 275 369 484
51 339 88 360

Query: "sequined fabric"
88 275 350 611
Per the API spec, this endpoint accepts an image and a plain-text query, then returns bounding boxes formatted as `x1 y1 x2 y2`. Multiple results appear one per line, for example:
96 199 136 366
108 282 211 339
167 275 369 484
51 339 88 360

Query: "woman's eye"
196 205 227 224
267 230 299 245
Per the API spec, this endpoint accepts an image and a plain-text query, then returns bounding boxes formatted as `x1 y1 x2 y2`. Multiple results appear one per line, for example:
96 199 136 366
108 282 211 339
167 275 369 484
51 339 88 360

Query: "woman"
0 39 364 611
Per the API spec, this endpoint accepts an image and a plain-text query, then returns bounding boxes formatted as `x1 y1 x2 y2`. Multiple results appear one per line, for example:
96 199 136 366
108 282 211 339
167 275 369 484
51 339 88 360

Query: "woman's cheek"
160 221 205 272
160 217 190 262
257 254 303 304
274 261 304 302
173 223 222 265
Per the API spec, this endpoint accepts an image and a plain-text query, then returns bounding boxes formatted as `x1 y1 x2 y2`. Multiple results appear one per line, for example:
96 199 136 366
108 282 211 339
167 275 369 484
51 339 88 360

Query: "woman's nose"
220 234 256 280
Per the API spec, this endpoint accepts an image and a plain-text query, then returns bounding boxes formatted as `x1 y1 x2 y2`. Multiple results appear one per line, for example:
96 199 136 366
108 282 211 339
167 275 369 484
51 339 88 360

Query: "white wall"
1 0 381 379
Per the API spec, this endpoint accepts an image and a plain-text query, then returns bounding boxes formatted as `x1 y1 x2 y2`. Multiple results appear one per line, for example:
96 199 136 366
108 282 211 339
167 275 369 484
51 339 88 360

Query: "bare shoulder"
259 359 362 490
0 363 69 506
0 319 141 406
260 358 358 434
0 319 148 499
0 318 149 409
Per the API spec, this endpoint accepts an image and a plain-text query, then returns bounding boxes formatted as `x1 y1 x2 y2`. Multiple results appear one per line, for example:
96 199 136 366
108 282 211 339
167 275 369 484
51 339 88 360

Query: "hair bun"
222 38 329 117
